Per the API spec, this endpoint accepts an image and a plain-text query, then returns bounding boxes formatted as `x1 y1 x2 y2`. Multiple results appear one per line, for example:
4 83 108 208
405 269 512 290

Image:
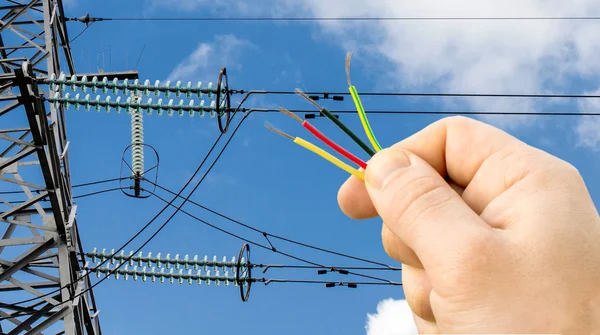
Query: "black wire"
84 16 600 22
73 177 129 188
134 43 146 70
261 279 401 286
69 22 93 44
252 108 600 116
10 117 233 307
147 190 271 250
73 187 124 200
260 90 600 99
1 110 397 319
147 190 398 284
0 177 128 195
11 110 251 315
252 264 398 271
145 180 395 268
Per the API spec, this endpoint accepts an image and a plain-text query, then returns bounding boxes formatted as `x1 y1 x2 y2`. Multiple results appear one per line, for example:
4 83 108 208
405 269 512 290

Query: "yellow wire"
293 137 365 181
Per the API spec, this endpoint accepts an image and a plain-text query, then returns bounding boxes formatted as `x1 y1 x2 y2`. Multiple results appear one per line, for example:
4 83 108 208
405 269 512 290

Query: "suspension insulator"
130 95 144 180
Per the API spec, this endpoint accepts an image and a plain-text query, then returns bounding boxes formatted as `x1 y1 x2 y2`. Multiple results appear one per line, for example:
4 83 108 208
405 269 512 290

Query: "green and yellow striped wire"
346 52 382 153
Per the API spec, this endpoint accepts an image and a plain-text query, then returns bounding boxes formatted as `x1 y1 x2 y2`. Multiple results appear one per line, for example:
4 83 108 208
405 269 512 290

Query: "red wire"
302 121 368 169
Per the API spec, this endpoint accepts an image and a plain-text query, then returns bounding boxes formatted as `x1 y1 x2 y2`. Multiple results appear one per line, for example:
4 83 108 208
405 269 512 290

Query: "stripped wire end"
345 51 353 87
277 107 303 123
264 121 294 141
294 88 322 110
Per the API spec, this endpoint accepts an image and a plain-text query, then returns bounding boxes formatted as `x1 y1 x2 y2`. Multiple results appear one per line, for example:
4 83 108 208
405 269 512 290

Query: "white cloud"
366 299 417 335
146 0 269 15
167 34 254 82
576 118 600 151
157 0 600 133
279 0 600 127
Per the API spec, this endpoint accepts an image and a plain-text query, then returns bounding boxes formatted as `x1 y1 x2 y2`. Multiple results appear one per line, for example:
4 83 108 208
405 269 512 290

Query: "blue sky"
5 0 600 334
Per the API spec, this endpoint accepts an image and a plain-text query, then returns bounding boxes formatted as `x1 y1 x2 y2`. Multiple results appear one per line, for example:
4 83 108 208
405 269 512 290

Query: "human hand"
338 116 600 334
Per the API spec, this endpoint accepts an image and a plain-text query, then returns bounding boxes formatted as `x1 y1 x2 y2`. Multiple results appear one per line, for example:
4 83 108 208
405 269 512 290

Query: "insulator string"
45 93 226 117
85 264 247 287
43 73 224 98
85 248 245 272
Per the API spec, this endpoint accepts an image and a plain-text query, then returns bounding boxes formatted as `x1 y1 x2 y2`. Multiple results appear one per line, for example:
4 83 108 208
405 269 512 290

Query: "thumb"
364 147 492 269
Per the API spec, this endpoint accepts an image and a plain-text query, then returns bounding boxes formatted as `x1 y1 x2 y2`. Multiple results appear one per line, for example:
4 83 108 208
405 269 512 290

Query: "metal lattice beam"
0 1 94 334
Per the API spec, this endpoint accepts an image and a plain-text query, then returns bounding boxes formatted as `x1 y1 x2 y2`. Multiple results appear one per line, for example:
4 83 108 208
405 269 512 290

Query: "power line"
69 21 94 44
72 177 130 188
9 112 238 307
2 108 396 320
9 187 127 202
145 180 396 269
254 264 398 271
71 16 600 22
258 90 600 99
252 108 600 116
73 187 124 200
73 111 251 298
68 97 259 302
134 43 146 70
0 177 129 195
260 279 401 286
146 190 397 285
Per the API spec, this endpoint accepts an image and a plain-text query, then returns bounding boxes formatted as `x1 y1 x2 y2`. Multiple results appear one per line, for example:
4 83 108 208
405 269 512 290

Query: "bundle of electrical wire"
265 52 381 180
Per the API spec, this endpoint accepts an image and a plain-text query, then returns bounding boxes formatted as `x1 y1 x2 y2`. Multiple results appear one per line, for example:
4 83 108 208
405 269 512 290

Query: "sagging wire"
0 176 130 195
143 179 398 269
6 95 253 316
73 187 128 200
346 52 382 152
264 122 364 181
146 189 397 285
9 112 243 308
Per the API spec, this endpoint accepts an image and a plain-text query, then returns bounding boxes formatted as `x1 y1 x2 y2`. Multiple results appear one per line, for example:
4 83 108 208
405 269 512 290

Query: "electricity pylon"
0 2 136 334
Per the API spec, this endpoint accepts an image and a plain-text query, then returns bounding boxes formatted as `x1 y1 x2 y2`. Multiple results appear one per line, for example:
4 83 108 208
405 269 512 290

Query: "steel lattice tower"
0 1 135 334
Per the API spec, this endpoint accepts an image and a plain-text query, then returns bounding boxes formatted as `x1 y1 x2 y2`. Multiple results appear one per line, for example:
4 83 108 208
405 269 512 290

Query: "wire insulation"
302 122 367 169
320 107 375 157
278 107 367 169
293 137 364 180
265 123 364 180
345 52 382 152
350 86 382 152
295 89 376 156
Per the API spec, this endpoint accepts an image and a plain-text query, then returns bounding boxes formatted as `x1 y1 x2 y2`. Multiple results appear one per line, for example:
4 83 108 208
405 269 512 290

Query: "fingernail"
366 149 411 191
